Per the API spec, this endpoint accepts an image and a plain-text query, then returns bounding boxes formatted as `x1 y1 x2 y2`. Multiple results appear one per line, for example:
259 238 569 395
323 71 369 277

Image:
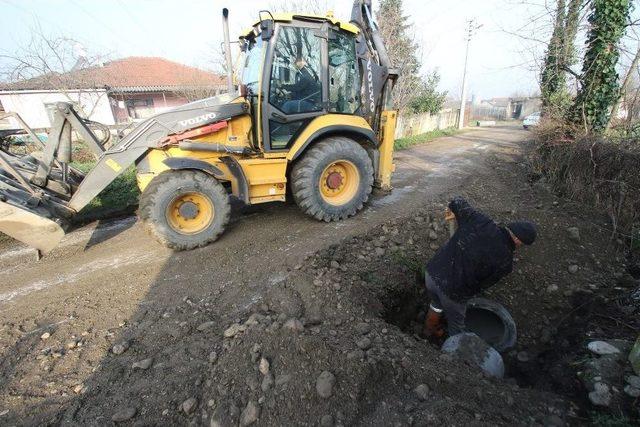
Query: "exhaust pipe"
222 8 235 95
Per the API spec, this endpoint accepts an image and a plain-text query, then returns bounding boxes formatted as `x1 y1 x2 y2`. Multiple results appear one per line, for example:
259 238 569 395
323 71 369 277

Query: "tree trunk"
609 46 640 128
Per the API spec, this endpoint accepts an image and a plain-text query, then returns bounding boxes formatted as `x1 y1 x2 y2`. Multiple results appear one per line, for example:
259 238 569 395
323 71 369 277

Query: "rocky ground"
0 127 638 425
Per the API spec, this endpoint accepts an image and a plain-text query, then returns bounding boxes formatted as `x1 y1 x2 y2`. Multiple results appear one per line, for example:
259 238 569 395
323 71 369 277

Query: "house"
480 96 541 120
0 57 227 129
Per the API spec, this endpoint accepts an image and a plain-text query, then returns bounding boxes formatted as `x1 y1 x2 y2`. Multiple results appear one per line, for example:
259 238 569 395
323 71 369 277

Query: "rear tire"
139 170 230 250
291 136 373 222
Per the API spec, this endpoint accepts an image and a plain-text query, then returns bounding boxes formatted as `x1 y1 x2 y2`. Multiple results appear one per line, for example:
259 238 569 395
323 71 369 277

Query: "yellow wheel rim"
166 192 214 235
319 160 360 206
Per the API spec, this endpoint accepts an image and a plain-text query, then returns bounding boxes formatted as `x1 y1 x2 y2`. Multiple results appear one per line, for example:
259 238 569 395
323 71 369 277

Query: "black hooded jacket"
425 197 515 300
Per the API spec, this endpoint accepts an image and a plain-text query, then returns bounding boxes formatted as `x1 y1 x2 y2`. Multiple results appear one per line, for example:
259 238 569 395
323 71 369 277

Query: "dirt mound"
1 137 638 425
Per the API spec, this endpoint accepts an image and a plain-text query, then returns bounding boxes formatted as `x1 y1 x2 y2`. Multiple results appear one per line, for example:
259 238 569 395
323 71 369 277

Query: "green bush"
72 162 140 216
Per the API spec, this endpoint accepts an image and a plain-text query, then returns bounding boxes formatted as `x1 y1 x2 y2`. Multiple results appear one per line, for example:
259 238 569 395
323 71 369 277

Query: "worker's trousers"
425 273 467 336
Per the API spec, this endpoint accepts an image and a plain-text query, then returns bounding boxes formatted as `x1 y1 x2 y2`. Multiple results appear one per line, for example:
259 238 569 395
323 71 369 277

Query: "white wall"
0 89 115 129
395 108 460 139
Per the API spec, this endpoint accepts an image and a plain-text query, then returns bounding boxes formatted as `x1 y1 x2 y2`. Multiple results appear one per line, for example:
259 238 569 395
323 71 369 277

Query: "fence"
469 105 508 122
394 108 459 139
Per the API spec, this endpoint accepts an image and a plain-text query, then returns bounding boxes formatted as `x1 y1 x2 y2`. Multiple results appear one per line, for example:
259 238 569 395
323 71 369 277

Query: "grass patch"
394 127 459 151
72 162 140 219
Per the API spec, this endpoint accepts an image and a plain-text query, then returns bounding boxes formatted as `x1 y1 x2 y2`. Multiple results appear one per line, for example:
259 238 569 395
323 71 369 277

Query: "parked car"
523 112 541 129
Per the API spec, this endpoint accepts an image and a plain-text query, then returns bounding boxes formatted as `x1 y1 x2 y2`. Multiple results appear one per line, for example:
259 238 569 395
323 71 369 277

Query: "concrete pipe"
464 298 517 352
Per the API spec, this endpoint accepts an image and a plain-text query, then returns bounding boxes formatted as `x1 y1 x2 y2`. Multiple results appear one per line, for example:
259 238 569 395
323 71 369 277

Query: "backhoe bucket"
0 201 65 254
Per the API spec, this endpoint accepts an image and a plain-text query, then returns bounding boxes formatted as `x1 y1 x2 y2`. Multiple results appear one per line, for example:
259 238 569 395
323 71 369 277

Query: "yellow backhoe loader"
0 0 398 253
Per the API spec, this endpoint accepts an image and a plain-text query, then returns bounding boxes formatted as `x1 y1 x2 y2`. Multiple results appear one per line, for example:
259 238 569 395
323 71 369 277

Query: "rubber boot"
423 305 445 339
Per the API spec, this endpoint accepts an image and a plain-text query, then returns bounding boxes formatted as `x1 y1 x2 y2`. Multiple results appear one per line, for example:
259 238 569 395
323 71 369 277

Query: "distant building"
480 96 541 120
0 57 226 129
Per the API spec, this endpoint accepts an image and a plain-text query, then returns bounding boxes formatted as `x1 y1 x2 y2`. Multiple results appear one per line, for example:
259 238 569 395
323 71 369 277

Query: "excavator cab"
0 1 398 254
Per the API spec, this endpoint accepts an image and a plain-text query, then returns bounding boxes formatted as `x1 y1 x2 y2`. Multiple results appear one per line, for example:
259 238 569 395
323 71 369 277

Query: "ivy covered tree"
571 0 632 133
540 0 567 112
409 71 447 115
540 0 583 116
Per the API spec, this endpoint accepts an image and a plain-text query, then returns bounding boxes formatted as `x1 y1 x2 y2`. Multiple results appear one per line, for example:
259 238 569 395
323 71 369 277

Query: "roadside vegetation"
532 1 639 421
534 0 638 244
393 127 458 150
72 162 139 221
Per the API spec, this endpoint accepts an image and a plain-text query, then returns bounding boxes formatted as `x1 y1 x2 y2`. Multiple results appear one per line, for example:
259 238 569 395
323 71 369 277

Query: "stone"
209 351 218 364
543 414 564 427
73 384 85 394
240 400 260 426
330 260 340 269
624 385 640 398
375 248 385 256
587 341 620 356
629 336 640 375
132 358 153 370
112 407 136 422
197 321 216 331
588 382 611 407
261 372 274 392
245 374 259 391
516 351 530 362
626 375 640 389
320 414 335 427
356 337 372 350
283 318 304 332
441 333 504 378
347 349 365 360
566 227 580 242
259 357 270 375
264 286 304 318
112 342 129 355
40 332 50 340
546 284 559 293
355 322 372 335
414 384 429 401
182 397 197 415
568 265 579 274
245 313 264 326
65 340 77 349
428 231 438 241
223 323 246 338
316 371 336 398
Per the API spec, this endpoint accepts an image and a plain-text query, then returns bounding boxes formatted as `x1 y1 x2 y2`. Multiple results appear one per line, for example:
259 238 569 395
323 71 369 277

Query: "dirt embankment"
1 138 638 426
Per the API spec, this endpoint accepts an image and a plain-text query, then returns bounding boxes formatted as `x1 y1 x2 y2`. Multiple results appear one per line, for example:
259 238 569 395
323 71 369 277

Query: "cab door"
261 24 328 152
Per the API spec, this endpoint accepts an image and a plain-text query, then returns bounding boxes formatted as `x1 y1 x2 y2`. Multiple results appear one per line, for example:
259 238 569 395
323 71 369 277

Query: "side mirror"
260 19 274 40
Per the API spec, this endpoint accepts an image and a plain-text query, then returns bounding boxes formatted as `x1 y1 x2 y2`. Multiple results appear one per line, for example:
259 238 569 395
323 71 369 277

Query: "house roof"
0 57 226 92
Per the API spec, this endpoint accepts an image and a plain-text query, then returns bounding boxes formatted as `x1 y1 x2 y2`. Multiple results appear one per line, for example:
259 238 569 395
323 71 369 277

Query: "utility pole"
458 19 482 129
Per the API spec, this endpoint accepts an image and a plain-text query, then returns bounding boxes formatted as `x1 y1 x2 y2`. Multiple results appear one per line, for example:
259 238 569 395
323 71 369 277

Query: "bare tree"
0 23 109 118
267 0 330 14
174 66 225 102
610 45 640 127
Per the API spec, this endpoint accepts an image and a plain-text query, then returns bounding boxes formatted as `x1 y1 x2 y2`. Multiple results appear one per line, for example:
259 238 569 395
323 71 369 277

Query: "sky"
0 0 633 100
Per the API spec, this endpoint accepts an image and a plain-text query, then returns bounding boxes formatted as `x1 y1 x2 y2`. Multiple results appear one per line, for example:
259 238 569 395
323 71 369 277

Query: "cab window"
268 27 322 114
328 29 359 114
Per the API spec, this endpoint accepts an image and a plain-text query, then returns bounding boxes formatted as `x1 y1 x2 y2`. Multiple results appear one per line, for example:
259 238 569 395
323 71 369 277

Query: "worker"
282 58 321 114
423 196 537 339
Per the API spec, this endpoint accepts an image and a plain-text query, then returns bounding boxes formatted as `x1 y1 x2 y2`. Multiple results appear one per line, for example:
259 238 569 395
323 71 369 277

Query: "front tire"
139 170 230 250
291 136 373 222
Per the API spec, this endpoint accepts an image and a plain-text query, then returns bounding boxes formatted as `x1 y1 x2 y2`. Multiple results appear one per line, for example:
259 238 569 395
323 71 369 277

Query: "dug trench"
2 139 639 425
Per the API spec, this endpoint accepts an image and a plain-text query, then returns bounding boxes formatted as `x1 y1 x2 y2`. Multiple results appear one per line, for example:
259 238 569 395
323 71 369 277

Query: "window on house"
126 98 155 119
